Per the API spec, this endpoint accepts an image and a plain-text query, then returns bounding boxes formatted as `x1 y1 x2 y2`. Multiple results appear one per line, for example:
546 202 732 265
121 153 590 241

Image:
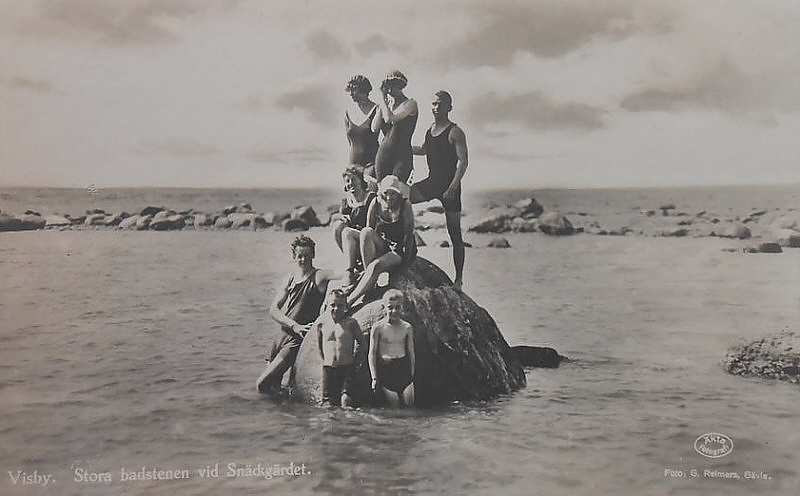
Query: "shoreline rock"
722 328 800 384
1 196 799 250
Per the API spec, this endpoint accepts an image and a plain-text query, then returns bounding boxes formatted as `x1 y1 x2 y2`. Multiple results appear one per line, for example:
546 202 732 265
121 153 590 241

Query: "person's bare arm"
368 325 381 389
365 199 379 229
371 105 385 133
350 320 366 368
379 97 418 123
268 275 305 338
406 324 416 380
317 321 325 361
443 126 468 200
402 201 417 262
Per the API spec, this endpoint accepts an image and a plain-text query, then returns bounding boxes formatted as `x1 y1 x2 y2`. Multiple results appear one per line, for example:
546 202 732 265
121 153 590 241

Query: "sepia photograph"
1 1 798 495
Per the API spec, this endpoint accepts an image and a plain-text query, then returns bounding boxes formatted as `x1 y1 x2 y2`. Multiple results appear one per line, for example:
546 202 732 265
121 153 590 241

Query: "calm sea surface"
1 187 799 495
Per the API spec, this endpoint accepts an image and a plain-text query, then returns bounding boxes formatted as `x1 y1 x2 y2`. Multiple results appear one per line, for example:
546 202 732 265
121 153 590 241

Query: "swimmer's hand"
291 323 310 339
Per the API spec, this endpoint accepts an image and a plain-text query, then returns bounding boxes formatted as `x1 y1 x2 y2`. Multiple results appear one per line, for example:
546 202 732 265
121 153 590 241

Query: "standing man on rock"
410 90 469 290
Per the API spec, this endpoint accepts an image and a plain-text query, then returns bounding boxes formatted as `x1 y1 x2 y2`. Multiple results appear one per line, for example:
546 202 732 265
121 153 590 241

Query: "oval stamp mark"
694 432 734 458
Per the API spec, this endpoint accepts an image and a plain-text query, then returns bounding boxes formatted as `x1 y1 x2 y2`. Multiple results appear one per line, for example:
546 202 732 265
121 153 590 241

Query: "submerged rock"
722 328 799 384
293 258 526 407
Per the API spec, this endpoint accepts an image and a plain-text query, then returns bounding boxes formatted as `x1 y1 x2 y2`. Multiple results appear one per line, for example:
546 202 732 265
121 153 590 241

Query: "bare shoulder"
343 317 361 333
449 124 467 142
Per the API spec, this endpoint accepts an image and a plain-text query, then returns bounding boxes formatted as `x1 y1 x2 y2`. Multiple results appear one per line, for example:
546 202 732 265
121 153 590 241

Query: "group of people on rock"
257 70 470 408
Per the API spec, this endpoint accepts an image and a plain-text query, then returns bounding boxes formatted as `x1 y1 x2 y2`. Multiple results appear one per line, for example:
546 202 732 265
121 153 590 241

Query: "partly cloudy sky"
1 0 798 189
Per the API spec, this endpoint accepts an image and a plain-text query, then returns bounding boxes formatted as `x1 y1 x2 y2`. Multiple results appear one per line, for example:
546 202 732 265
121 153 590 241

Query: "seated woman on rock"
346 175 416 307
332 165 376 284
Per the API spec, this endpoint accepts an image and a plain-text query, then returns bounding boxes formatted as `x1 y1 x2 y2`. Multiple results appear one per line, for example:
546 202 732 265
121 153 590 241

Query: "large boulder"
150 214 186 231
44 215 72 228
718 223 751 239
293 258 526 407
722 328 799 384
514 198 544 219
775 229 800 248
291 206 322 227
0 213 46 232
467 207 520 233
538 212 575 235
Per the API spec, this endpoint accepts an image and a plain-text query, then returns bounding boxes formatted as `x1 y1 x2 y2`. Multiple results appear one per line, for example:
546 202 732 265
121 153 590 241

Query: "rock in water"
722 328 800 384
512 345 566 368
293 257 526 407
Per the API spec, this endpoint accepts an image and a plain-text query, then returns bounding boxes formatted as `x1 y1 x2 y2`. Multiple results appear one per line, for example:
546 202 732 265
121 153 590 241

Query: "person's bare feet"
453 279 463 291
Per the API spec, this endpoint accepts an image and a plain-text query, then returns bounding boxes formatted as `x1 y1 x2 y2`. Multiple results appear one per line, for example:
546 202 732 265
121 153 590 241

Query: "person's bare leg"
256 344 297 393
359 227 381 269
341 227 361 269
445 210 465 290
382 387 400 408
346 252 401 306
333 220 346 251
402 382 415 407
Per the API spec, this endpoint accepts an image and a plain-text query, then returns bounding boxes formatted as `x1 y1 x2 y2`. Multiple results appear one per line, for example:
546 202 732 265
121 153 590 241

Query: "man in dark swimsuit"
256 236 340 394
410 91 469 290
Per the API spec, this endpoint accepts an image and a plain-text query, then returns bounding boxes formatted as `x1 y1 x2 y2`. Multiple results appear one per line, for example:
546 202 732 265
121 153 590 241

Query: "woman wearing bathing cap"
344 75 380 175
345 175 416 307
371 70 418 185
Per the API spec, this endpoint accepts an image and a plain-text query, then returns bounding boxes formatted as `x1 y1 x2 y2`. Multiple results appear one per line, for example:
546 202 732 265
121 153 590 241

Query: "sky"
1 0 798 189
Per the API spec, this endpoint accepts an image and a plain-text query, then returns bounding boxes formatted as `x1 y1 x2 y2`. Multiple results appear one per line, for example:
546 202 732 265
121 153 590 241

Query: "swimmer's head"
378 175 404 206
290 235 316 262
342 165 367 193
381 70 407 91
327 289 348 320
432 91 453 115
381 289 405 321
345 75 372 95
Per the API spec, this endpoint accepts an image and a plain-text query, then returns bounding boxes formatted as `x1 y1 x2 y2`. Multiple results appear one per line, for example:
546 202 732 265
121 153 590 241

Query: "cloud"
8 77 53 93
435 1 649 68
354 33 407 58
273 82 338 124
17 0 222 44
234 94 267 112
468 91 605 131
621 57 800 116
304 28 349 62
134 137 219 157
247 147 329 165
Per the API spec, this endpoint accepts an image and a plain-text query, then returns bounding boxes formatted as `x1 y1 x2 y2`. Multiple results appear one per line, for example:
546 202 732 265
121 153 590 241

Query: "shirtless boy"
368 289 415 407
316 290 365 407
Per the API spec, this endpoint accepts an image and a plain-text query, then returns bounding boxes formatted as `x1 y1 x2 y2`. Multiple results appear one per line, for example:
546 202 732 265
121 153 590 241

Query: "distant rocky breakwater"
2 196 799 253
0 203 327 233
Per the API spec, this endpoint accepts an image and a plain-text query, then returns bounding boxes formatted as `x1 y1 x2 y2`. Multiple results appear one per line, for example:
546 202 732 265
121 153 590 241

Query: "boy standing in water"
368 289 415 407
316 290 365 407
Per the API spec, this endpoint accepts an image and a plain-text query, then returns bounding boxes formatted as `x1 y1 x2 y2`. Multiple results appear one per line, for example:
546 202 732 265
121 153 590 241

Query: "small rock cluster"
722 328 800 384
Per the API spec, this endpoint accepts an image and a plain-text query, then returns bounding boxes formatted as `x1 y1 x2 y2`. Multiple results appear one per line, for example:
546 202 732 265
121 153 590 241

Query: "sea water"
1 187 799 496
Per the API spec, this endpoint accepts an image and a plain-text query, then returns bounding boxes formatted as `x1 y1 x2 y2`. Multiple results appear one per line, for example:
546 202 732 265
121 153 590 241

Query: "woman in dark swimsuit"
372 71 418 185
345 75 379 186
332 165 376 282
346 175 416 307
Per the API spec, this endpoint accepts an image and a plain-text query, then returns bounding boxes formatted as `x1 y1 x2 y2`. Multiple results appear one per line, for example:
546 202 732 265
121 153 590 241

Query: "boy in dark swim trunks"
368 289 415 407
316 290 365 408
